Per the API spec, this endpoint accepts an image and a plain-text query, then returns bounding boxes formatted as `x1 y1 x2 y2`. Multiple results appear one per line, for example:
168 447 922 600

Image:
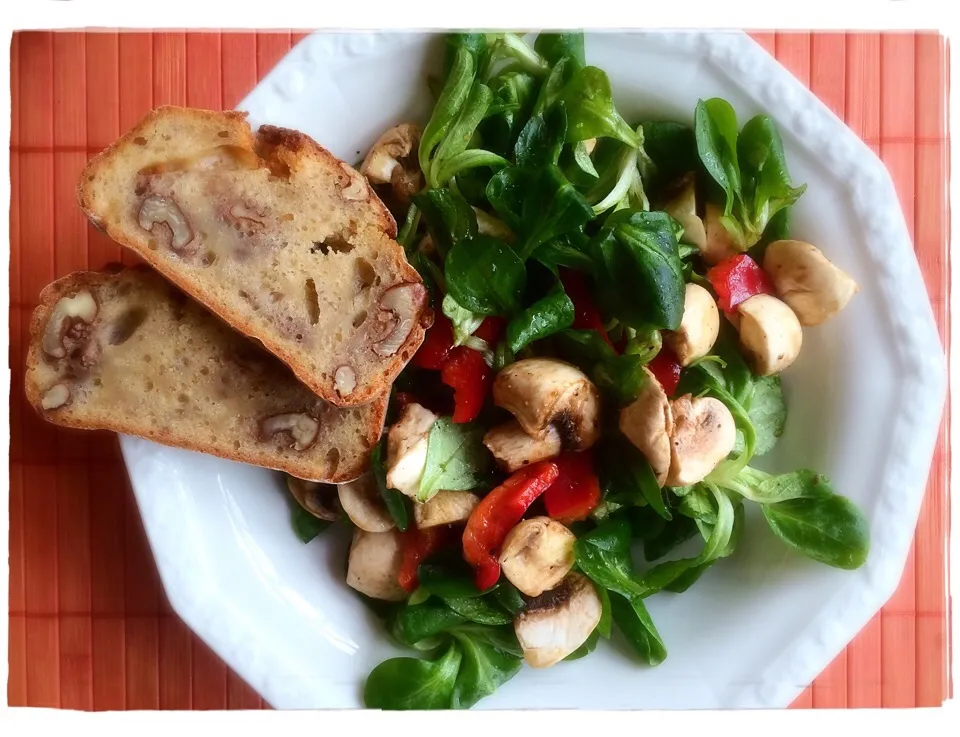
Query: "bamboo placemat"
7 30 951 709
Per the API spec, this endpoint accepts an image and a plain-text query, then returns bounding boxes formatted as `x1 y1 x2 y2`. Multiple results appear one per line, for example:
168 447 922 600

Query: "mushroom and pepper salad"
284 31 869 709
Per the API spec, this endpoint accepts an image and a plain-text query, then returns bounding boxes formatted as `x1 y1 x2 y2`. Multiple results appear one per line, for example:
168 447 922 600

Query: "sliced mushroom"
701 202 742 265
42 290 98 358
664 283 720 366
373 282 428 358
359 123 423 205
493 359 601 451
385 402 438 497
735 293 803 376
499 517 576 598
618 368 674 486
665 395 737 487
514 572 603 668
346 528 406 601
762 239 860 326
338 473 394 532
414 490 479 529
661 173 706 250
285 475 339 521
483 419 562 473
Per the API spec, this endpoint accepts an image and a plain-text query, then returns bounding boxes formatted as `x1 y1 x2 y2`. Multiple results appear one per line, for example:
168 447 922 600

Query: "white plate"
120 31 947 710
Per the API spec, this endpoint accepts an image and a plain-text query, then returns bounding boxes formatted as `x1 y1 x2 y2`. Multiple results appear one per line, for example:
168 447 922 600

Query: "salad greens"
695 97 806 250
418 418 490 502
286 30 869 711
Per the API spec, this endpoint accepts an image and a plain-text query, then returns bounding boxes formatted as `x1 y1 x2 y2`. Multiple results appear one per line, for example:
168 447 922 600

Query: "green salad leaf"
482 70 539 157
740 374 787 457
599 435 670 520
713 467 870 570
555 328 649 405
445 596 513 626
413 187 478 258
443 293 486 347
643 514 699 562
609 593 667 666
369 591 523 710
289 499 332 544
534 31 586 69
750 205 792 262
392 601 470 647
762 493 870 570
574 518 655 599
421 46 479 183
564 629 601 661
418 560 492 600
418 417 491 502
445 234 526 315
589 209 686 332
556 66 641 148
443 32 490 79
491 580 528 616
514 103 567 169
694 98 806 250
505 285 575 352
364 644 463 710
450 631 524 709
487 164 594 261
639 120 699 193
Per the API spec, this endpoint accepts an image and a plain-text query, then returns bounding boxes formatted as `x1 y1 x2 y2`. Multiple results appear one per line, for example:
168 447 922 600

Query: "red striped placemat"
7 30 950 709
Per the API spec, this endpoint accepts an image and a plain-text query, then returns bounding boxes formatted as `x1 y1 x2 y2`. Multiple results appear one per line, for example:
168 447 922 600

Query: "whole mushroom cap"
762 239 859 326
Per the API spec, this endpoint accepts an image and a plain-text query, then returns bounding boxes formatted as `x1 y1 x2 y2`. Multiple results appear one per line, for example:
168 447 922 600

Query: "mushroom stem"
619 368 673 487
492 359 601 451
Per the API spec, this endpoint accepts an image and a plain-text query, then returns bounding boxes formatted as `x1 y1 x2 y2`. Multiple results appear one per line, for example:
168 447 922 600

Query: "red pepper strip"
647 346 683 397
440 346 491 423
398 525 455 592
462 461 560 591
411 311 455 370
544 450 601 523
473 316 506 344
559 268 614 348
706 253 775 316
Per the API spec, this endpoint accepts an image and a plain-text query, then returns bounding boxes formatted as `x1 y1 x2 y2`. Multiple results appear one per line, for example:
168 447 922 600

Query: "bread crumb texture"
24 268 387 483
77 106 431 408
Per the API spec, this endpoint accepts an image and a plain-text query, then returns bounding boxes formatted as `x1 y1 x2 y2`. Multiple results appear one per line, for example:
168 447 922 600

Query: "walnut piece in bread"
24 268 388 483
77 106 432 408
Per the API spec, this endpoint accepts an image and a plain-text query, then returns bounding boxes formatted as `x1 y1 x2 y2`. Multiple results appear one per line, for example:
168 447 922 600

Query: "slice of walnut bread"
77 105 431 408
24 268 387 483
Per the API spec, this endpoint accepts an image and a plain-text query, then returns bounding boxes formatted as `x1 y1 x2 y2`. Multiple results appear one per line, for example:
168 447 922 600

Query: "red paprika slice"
559 268 614 348
706 253 774 316
462 461 560 590
544 450 601 523
411 311 455 370
647 346 683 397
398 525 455 592
473 316 506 344
440 346 491 424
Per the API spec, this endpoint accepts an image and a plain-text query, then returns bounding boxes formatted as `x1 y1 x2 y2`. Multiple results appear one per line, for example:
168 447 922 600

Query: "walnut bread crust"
24 268 388 483
77 105 431 408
